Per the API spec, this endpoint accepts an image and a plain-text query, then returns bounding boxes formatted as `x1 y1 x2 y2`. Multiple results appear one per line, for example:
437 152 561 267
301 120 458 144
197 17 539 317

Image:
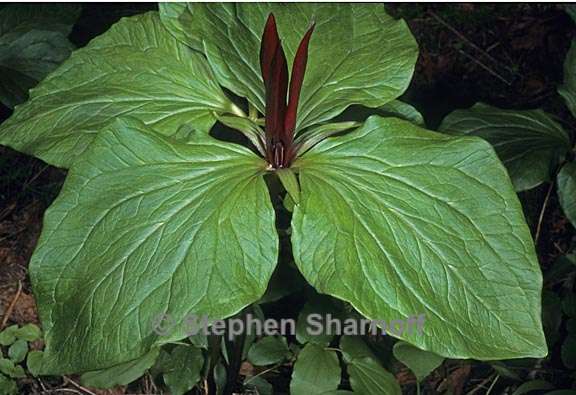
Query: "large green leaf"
30 117 278 374
80 348 160 389
560 40 576 118
158 3 202 50
439 103 571 192
291 116 547 360
0 11 235 168
158 3 418 131
558 162 576 228
0 4 80 108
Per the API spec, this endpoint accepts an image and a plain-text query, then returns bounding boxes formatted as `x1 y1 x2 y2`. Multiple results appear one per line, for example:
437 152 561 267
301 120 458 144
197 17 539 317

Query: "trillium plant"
0 3 547 374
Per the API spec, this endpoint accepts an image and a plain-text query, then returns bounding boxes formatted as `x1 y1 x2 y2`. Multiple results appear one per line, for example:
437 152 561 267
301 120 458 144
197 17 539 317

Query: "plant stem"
485 375 499 395
229 102 247 118
222 313 248 395
248 103 259 120
206 334 222 394
535 181 554 245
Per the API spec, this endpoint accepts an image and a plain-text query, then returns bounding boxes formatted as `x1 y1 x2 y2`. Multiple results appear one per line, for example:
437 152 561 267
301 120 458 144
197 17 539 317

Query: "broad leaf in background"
558 162 576 228
0 4 80 108
439 103 571 192
292 116 547 360
339 336 378 361
0 4 80 34
0 11 235 168
158 3 418 131
245 376 274 395
347 358 400 395
392 341 444 382
341 337 400 395
247 336 290 366
160 345 204 395
559 40 576 119
336 100 425 127
295 294 343 346
80 348 160 389
30 118 277 373
290 343 341 395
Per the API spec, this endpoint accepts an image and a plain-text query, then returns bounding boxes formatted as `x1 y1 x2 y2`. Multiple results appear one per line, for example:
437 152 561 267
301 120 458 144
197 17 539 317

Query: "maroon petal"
284 23 315 141
260 13 289 167
265 41 288 145
260 14 280 90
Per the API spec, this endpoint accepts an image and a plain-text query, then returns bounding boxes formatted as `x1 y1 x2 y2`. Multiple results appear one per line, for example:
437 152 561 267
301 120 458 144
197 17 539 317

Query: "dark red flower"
260 14 315 169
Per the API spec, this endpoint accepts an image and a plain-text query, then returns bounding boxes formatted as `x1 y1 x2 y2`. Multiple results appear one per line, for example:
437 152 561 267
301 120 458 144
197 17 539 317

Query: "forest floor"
0 3 575 395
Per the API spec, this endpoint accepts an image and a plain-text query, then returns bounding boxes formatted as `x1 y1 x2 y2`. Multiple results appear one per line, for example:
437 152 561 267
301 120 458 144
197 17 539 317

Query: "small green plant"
437 7 576 393
0 324 42 395
0 2 546 384
439 32 576 227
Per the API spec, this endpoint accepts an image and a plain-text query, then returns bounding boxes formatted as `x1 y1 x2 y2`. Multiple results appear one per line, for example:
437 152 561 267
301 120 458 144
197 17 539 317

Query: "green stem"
276 168 300 204
223 313 248 395
248 103 259 120
229 102 247 118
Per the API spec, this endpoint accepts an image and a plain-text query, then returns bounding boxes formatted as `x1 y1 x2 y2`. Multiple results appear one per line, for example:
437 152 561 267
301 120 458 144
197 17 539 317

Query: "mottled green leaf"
439 103 571 191
558 162 576 228
0 11 235 168
290 343 341 395
292 116 546 360
30 118 277 373
159 3 418 131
